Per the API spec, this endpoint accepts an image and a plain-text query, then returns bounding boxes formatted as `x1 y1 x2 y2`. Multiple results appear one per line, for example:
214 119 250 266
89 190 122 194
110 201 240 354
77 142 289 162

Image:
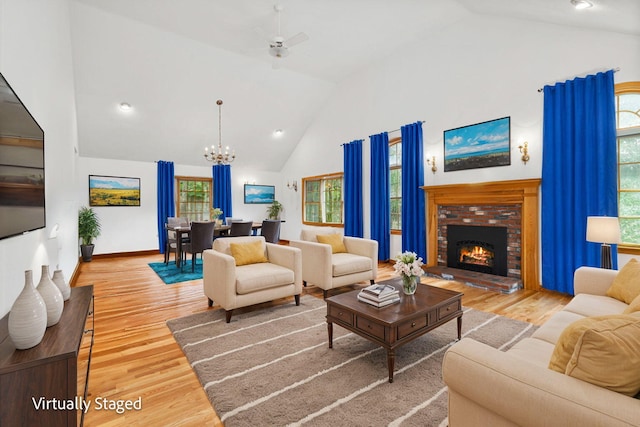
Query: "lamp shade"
586 216 621 244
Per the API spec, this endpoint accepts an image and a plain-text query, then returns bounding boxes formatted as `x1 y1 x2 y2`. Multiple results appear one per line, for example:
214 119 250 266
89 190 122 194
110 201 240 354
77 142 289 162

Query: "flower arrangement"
394 251 424 277
394 251 424 295
212 208 223 219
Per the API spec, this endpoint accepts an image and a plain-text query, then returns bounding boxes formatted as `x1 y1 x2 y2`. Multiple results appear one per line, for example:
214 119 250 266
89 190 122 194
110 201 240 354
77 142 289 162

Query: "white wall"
77 157 283 254
279 14 640 265
0 0 79 317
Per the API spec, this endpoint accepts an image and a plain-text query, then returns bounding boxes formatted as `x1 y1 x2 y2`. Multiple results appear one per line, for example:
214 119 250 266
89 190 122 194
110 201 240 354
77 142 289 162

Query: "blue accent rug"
148 260 203 284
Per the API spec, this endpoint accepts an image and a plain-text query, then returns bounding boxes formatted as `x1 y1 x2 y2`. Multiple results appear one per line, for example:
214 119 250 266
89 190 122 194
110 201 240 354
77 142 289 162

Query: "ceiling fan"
266 4 309 60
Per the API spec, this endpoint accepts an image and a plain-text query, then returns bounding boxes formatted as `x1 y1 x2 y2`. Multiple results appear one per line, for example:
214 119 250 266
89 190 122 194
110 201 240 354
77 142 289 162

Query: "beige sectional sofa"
443 266 640 427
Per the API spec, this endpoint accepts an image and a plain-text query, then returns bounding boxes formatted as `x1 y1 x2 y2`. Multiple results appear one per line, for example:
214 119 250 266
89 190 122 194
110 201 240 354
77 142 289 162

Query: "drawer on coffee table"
438 300 461 320
398 315 428 339
355 316 386 340
328 305 354 326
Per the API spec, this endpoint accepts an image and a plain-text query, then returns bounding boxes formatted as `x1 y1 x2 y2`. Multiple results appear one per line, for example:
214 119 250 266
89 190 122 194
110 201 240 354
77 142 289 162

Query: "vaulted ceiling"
70 0 640 171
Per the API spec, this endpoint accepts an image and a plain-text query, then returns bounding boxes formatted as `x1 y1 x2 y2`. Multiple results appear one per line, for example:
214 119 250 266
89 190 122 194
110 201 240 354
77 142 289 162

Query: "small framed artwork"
244 184 275 204
89 175 141 206
444 116 511 172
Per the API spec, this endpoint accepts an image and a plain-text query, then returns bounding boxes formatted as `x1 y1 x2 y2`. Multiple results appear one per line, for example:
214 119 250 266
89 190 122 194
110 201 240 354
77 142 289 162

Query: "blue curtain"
541 70 617 294
400 121 426 261
343 140 363 237
156 160 175 253
213 164 233 218
370 132 390 260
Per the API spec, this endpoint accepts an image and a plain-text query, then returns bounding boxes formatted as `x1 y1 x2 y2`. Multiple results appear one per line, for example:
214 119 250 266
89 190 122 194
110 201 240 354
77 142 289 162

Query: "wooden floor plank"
76 253 571 426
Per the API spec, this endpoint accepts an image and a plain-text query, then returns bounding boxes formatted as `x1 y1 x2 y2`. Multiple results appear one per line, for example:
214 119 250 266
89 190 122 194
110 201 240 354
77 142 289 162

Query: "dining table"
168 222 263 268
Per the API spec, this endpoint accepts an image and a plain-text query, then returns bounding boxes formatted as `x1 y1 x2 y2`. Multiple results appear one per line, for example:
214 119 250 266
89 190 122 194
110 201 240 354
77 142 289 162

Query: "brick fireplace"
422 179 541 290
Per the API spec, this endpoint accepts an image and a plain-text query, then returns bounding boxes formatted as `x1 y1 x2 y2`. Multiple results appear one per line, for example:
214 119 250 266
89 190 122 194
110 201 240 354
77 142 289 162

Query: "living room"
1 0 639 425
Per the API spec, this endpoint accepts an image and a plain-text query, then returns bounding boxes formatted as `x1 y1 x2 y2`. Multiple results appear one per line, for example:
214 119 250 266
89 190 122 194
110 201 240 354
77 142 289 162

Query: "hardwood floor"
76 253 571 426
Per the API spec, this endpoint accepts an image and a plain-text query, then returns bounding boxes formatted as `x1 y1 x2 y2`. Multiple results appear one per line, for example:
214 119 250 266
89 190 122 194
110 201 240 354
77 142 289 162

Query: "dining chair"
225 217 243 225
181 221 216 272
227 220 253 237
260 219 281 243
165 217 189 264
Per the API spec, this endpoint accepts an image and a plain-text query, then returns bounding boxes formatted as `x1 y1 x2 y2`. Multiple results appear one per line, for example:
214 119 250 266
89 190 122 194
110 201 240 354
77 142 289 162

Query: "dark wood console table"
0 285 94 427
326 279 462 383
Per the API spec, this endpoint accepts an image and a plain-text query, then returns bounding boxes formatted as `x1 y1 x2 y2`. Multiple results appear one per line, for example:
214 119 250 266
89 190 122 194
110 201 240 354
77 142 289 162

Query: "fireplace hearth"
447 225 508 277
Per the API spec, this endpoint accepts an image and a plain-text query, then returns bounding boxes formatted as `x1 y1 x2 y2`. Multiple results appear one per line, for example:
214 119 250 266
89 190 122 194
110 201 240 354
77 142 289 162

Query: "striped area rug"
166 294 537 426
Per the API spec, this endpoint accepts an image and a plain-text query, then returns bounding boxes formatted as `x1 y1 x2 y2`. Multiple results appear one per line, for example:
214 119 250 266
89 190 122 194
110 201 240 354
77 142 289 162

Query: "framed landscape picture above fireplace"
443 116 511 172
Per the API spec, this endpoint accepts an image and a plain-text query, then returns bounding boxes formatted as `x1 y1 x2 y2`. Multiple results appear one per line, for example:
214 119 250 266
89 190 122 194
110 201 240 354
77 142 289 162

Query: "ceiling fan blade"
284 32 309 47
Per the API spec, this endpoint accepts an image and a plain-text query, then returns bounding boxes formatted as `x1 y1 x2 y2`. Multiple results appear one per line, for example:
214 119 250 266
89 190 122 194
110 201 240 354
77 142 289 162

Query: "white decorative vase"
51 269 71 301
36 265 64 327
8 270 47 350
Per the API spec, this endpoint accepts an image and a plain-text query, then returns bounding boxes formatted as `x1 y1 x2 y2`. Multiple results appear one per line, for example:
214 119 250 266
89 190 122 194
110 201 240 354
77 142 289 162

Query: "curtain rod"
537 67 620 92
340 120 426 146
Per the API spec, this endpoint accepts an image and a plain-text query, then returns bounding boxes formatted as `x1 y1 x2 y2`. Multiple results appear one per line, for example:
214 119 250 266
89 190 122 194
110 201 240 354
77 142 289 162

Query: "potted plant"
267 200 283 220
78 206 101 262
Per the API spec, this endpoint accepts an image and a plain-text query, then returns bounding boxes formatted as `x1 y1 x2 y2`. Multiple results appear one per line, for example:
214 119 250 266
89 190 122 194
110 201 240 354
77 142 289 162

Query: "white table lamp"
586 216 621 269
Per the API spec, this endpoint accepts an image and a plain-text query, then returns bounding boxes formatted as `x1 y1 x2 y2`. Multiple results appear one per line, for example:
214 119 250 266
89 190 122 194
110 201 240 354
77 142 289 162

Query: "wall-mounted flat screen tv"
0 72 45 240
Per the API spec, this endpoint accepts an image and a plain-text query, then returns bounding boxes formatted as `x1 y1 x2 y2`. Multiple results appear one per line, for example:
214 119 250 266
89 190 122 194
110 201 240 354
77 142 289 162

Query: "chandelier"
204 99 235 165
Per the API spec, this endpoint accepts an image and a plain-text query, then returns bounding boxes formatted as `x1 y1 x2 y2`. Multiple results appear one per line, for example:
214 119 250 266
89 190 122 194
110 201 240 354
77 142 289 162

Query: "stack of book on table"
357 283 400 308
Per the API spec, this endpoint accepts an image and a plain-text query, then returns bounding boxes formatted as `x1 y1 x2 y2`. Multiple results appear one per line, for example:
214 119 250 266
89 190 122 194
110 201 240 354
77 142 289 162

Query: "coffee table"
325 278 463 383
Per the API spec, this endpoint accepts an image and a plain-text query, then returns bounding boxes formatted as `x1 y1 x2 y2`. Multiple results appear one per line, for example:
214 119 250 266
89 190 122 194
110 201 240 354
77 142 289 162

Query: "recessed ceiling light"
570 0 593 9
119 102 132 111
273 129 284 137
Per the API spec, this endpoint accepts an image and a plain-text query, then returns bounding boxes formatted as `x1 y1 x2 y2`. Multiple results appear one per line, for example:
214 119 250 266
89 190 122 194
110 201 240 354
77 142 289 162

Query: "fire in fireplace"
447 225 508 277
459 244 494 268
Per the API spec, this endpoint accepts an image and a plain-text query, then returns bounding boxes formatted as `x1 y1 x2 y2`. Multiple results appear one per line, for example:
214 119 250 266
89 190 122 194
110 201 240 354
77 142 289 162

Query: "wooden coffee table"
326 278 463 383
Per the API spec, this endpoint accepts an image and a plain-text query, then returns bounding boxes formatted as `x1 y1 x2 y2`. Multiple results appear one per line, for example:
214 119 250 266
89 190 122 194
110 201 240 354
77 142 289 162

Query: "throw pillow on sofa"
606 258 640 304
230 241 269 266
623 293 640 314
316 234 347 254
549 313 640 396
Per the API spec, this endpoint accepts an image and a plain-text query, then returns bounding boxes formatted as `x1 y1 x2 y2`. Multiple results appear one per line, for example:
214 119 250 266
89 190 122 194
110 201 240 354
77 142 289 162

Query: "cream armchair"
290 229 378 298
203 236 302 322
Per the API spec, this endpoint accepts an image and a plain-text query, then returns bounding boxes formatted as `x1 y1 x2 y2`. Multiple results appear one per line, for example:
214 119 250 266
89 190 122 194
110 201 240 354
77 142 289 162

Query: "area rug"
166 296 537 426
148 260 202 284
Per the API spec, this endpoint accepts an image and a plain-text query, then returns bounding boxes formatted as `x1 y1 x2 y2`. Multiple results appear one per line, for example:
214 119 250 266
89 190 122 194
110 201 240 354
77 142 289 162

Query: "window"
302 173 343 225
389 138 402 231
615 82 640 251
176 176 213 222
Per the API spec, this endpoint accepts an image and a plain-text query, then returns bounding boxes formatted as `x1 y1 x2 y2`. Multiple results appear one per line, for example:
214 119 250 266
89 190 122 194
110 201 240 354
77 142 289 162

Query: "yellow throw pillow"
316 233 347 254
548 314 640 374
623 293 640 314
565 313 640 396
606 258 640 304
229 240 268 266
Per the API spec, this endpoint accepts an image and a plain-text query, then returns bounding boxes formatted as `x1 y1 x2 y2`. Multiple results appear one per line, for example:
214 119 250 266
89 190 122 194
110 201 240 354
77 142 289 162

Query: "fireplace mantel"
422 179 541 290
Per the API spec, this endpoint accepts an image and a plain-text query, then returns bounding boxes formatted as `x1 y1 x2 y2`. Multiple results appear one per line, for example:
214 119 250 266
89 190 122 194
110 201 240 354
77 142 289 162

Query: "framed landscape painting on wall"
444 116 511 172
244 184 275 204
89 175 141 206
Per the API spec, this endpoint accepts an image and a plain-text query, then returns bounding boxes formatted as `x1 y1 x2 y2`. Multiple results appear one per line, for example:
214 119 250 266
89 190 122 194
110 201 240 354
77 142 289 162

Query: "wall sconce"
518 142 530 164
287 180 298 192
426 156 437 173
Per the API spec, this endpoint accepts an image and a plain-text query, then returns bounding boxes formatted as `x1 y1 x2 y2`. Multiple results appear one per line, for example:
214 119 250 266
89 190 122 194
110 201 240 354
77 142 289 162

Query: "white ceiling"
70 0 640 171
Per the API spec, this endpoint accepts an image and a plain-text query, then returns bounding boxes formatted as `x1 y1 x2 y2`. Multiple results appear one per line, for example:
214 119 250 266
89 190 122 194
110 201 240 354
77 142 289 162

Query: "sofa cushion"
316 233 347 253
235 263 294 295
332 253 372 277
565 313 640 396
506 337 556 368
230 240 268 266
606 258 640 304
531 310 585 345
562 293 629 318
623 293 640 314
